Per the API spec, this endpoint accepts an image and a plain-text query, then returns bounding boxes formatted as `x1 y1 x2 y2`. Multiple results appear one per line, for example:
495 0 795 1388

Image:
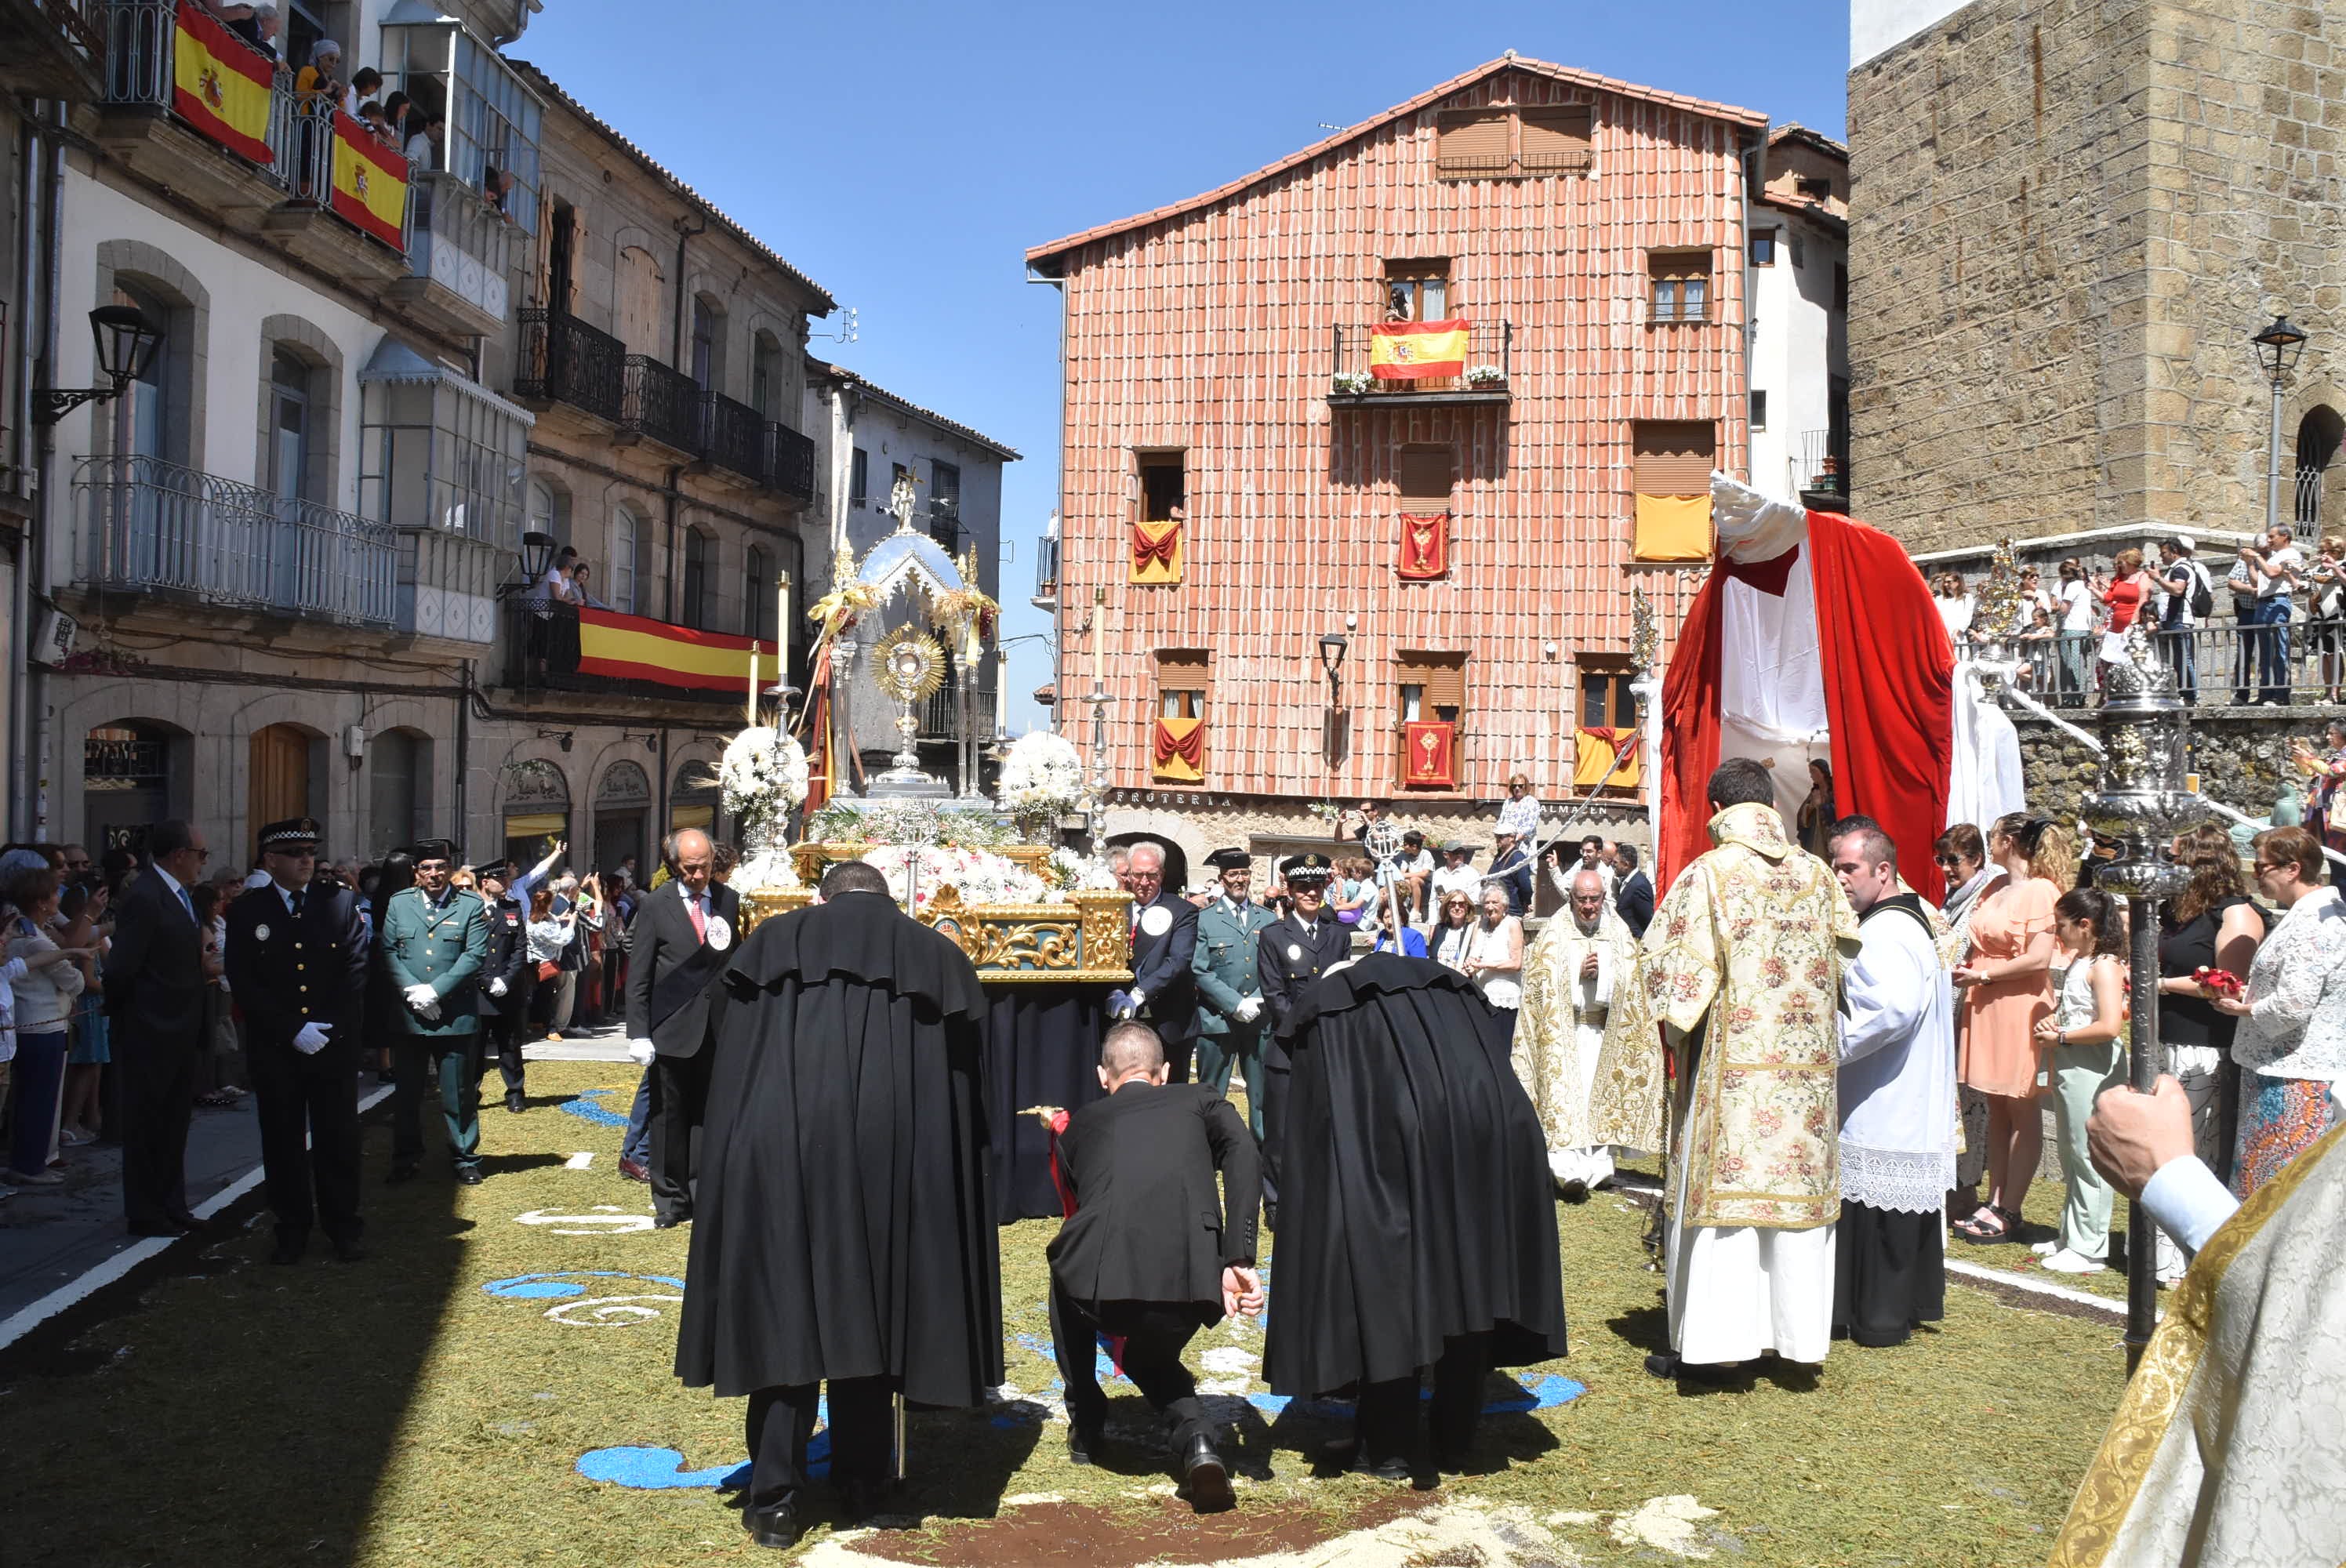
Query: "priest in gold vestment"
1592 758 1860 1380
1514 866 1640 1199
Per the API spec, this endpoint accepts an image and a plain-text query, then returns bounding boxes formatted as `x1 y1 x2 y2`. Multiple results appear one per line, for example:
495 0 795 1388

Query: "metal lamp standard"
33 306 165 425
2253 314 2308 538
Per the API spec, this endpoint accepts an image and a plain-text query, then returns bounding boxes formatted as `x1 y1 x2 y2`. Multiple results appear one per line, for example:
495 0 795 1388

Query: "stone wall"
1847 0 2346 557
2009 710 2318 830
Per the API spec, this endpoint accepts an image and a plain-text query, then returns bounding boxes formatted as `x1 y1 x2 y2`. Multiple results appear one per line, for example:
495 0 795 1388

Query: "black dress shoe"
387 1163 419 1185
270 1233 307 1265
836 1475 893 1523
1181 1434 1236 1513
653 1211 691 1229
1067 1421 1103 1466
167 1210 201 1229
507 1091 527 1114
1320 1437 1409 1483
1645 1352 1740 1385
455 1167 484 1186
743 1501 801 1549
1558 1178 1590 1203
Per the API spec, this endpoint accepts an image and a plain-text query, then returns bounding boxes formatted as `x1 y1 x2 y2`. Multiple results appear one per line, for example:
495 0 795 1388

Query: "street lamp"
33 305 165 425
1317 631 1349 703
2253 314 2309 538
519 530 557 584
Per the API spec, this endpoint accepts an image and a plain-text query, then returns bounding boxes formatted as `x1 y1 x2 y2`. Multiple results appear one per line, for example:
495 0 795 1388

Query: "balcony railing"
623 354 701 453
518 310 817 499
75 452 395 628
920 683 997 739
2 0 107 98
497 600 756 706
1328 319 1513 401
516 307 626 423
1031 531 1060 608
1794 429 1849 496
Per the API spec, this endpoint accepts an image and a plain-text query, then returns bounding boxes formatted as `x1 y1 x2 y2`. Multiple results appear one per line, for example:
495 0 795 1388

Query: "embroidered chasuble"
1592 800 1858 1229
1515 907 1640 1156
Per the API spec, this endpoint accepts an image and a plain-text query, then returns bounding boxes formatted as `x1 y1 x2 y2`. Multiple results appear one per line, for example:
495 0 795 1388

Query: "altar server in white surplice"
1824 816 1957 1349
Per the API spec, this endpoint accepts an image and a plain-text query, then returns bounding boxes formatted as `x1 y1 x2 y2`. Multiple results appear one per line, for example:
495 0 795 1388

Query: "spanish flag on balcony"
331 114 409 250
1152 716 1204 782
576 608 775 695
172 2 274 165
1370 319 1469 380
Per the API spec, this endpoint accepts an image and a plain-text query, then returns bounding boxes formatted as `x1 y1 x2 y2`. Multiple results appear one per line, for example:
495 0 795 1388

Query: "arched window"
266 350 314 501
690 296 724 391
114 282 177 465
750 331 783 419
745 544 770 641
682 527 714 629
526 475 571 545
2296 406 2344 529
610 505 643 615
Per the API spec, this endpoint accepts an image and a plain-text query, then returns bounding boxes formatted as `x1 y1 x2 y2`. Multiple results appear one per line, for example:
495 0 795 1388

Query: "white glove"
626 1038 656 1065
403 982 440 1012
488 977 508 999
293 1021 332 1054
1233 995 1263 1024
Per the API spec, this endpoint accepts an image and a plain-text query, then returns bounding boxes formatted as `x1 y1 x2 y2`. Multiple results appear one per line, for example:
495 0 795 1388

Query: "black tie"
289 889 305 918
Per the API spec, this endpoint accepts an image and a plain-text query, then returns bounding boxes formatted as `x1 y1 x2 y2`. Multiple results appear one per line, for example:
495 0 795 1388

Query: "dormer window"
1436 103 1592 179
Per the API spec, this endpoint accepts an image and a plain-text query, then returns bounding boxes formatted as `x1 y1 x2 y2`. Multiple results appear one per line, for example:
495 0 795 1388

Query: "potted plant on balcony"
1464 364 1507 390
1331 370 1372 396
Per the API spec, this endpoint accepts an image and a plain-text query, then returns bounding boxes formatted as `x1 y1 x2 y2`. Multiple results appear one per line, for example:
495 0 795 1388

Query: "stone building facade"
1847 0 2346 557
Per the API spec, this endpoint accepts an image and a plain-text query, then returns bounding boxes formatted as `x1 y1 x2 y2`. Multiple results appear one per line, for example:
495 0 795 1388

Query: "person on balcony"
211 0 278 60
405 111 446 171
528 547 583 677
295 40 343 107
2155 535 2211 704
346 66 380 119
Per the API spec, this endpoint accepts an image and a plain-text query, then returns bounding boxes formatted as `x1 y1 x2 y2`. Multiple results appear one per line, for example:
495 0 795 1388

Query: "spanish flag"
331 114 410 250
1370 319 1469 380
576 608 775 695
172 2 274 165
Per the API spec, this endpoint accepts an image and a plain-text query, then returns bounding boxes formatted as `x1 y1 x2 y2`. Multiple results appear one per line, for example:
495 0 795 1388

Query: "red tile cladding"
1041 66 1757 803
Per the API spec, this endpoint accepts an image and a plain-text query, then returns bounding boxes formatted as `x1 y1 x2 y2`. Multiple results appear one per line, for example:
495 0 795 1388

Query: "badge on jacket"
1286 942 1303 961
706 915 733 951
255 924 271 942
1140 905 1174 938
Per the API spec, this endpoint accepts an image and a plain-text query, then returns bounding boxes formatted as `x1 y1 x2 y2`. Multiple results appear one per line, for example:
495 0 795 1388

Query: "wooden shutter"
616 247 663 358
1393 653 1466 788
249 725 311 829
1156 648 1210 690
1519 105 1592 172
1436 108 1513 177
1397 445 1456 511
1632 423 1716 495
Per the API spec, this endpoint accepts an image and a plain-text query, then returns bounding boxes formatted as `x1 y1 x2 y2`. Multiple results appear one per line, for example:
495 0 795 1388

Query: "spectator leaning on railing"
2234 527 2305 706
2054 557 2097 705
2155 534 2210 703
2307 535 2346 704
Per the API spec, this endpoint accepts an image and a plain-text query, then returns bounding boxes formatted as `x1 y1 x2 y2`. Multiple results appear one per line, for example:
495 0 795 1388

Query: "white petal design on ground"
1200 1346 1258 1374
1607 1495 1722 1558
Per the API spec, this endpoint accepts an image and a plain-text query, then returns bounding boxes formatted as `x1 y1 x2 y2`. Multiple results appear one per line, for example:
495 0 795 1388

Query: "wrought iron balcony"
699 390 767 486
1794 430 1850 498
920 682 998 739
74 453 395 628
622 354 701 454
515 308 626 423
1031 531 1061 610
1328 319 1513 405
764 420 815 501
496 599 761 706
0 0 104 100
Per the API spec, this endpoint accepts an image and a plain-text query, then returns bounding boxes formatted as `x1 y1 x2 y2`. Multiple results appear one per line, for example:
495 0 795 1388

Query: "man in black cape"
674 860 1002 1549
1262 953 1566 1480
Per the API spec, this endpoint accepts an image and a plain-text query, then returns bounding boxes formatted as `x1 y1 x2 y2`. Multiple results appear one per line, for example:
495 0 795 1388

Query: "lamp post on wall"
32 306 164 426
1318 631 1349 771
2253 314 2309 537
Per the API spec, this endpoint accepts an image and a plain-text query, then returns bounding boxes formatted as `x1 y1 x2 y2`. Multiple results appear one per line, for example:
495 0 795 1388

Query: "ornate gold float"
733 842 1135 985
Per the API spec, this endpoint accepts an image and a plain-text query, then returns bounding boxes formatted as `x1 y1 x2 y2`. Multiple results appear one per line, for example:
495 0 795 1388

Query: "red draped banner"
1398 512 1448 579
1404 720 1456 786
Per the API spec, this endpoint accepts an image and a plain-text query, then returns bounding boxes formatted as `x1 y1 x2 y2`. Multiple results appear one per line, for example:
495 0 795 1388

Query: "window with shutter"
1398 445 1455 512
1138 453 1186 521
1631 422 1716 562
1153 649 1210 783
1393 652 1466 789
1519 105 1592 172
1648 252 1712 324
1436 108 1513 178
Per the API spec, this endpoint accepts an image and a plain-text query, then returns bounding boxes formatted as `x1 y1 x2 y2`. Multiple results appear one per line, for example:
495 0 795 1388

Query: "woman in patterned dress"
2213 826 2346 1196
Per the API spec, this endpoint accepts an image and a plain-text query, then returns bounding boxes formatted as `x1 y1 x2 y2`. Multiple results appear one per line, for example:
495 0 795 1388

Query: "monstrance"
868 624 949 796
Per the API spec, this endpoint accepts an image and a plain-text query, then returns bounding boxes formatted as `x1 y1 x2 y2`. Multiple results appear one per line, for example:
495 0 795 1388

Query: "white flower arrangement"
859 844 1050 909
999 731 1087 826
1331 370 1372 395
1463 363 1506 387
1047 847 1120 894
730 846 802 892
719 727 810 820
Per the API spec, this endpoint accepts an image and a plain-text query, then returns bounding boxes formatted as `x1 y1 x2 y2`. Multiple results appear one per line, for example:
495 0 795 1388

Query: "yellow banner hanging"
1632 493 1712 562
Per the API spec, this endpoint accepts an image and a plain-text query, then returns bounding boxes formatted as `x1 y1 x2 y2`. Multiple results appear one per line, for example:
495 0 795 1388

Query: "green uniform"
380 885 492 1172
1191 895 1277 1138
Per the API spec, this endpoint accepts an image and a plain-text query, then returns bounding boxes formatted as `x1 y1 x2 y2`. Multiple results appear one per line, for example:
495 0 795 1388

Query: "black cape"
1261 954 1567 1396
674 891 1004 1405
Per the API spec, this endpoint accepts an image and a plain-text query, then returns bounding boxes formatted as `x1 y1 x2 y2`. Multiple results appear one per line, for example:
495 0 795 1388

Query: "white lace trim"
1840 1141 1956 1214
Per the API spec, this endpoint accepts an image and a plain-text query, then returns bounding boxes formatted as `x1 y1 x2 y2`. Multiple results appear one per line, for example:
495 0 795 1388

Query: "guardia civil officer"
381 838 492 1185
223 817 371 1263
473 857 533 1114
1254 853 1349 1217
1189 848 1276 1139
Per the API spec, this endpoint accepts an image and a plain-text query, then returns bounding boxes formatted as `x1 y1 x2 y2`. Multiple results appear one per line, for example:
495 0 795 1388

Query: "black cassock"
674 890 1004 1408
1262 954 1567 1398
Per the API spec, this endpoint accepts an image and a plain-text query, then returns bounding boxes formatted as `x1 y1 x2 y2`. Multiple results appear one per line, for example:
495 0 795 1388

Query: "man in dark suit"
1254 853 1351 1219
104 818 212 1237
472 858 534 1114
624 828 741 1229
1109 841 1198 1080
1614 842 1655 939
1487 829 1534 916
223 817 371 1263
1048 1020 1262 1512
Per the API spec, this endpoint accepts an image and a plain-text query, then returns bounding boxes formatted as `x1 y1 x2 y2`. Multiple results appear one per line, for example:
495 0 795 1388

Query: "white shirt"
1936 596 1975 639
1496 793 1542 840
1429 862 1481 911
2235 884 2346 1081
2057 579 2097 632
1839 898 1959 1211
2257 544 2304 598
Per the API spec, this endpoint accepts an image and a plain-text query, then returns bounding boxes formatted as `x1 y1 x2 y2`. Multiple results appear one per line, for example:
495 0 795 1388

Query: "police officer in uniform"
223 818 371 1263
472 858 534 1114
1189 848 1276 1139
1254 853 1350 1219
381 838 492 1185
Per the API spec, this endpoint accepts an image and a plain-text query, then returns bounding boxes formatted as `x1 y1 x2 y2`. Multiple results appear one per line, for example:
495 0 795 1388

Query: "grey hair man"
1515 865 1638 1200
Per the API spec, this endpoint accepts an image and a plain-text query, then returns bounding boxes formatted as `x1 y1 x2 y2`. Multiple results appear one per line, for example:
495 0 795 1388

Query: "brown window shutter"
1647 251 1711 283
1632 422 1717 495
1397 446 1456 511
1393 652 1466 786
1156 648 1211 687
1519 106 1592 172
1436 108 1513 177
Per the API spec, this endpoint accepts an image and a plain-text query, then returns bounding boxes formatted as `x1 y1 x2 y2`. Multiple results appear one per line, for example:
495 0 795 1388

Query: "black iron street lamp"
2253 314 2309 537
33 305 165 426
519 529 557 584
1318 631 1349 703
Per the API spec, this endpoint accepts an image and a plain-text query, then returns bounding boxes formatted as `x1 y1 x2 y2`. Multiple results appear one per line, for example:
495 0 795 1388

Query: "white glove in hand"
488 977 508 998
626 1037 657 1065
403 982 440 1012
292 1021 332 1054
1233 995 1263 1024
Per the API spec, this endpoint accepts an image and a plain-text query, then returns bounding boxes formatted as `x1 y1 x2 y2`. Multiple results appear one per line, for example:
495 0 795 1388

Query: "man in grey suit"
104 818 212 1236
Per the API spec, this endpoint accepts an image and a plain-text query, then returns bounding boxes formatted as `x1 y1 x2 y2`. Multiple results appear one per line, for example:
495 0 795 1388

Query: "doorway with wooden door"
249 724 317 845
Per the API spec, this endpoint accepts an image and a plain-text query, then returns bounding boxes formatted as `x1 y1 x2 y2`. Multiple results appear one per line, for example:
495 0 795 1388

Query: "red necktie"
688 894 707 942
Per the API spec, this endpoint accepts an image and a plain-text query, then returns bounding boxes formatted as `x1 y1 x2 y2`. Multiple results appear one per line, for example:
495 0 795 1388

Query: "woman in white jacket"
5 868 87 1186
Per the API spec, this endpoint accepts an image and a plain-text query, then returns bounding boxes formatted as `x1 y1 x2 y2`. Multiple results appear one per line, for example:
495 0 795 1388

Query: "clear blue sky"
516 0 1851 729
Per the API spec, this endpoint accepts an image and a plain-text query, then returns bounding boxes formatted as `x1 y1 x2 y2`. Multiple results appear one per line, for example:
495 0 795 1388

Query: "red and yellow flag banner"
1130 519 1183 584
1404 720 1456 787
1632 493 1712 562
1153 716 1204 782
1574 726 1643 789
331 113 409 249
1398 512 1448 579
172 2 275 165
1370 319 1469 380
576 608 775 695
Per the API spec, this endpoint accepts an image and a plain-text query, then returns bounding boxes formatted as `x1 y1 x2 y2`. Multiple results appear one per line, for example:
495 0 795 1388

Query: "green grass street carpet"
3 1061 2128 1567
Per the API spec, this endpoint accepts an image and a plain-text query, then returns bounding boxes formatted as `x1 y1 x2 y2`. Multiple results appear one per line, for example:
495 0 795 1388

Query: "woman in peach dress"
1950 812 2074 1242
